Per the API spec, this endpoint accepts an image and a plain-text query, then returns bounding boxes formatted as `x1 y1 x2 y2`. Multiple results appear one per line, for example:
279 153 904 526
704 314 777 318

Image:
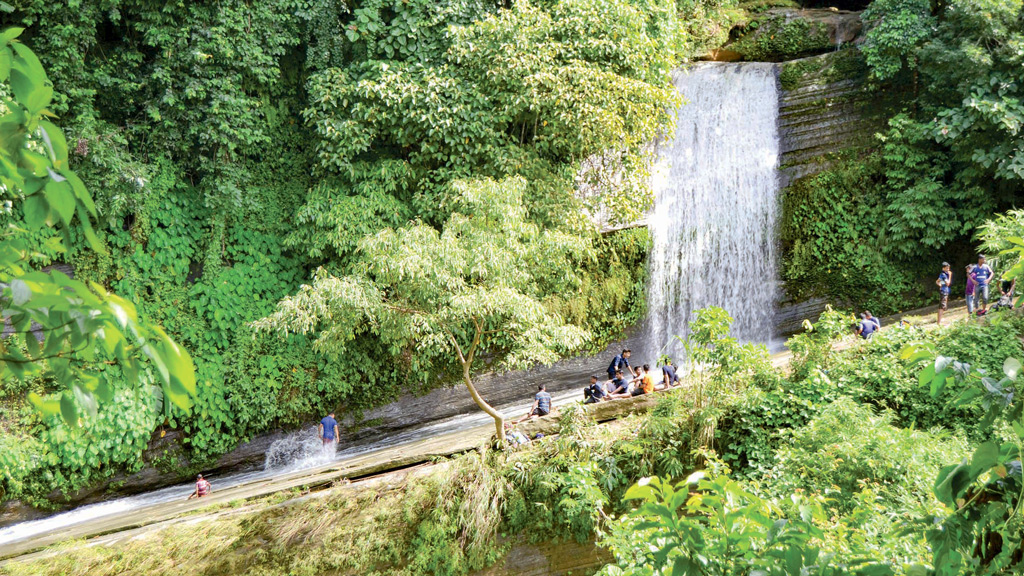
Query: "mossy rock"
778 48 868 91
725 8 863 62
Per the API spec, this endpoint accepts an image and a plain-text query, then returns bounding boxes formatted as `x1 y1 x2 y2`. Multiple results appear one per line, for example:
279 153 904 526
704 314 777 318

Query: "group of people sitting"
584 349 680 403
514 349 681 425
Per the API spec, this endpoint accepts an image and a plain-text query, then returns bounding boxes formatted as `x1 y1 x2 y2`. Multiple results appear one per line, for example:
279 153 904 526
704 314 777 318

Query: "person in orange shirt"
631 364 661 396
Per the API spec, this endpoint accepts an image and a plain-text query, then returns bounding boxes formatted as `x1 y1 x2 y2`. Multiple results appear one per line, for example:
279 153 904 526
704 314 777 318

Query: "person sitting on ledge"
631 364 658 396
516 383 552 423
661 360 680 388
583 375 607 404
187 474 212 500
606 370 631 399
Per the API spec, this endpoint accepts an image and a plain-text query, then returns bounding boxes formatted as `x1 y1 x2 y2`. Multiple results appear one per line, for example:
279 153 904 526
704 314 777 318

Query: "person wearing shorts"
517 384 552 422
936 262 951 325
319 412 339 453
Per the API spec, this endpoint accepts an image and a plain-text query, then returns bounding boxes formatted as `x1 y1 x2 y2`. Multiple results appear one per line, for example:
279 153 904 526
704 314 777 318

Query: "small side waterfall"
641 63 781 360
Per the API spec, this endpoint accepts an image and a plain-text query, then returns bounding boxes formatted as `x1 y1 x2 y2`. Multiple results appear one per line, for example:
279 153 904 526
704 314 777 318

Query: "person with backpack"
583 375 607 404
974 255 994 314
936 262 952 325
606 349 632 381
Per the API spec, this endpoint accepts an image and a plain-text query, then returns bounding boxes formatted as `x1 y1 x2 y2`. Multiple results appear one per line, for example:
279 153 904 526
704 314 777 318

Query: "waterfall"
641 63 781 361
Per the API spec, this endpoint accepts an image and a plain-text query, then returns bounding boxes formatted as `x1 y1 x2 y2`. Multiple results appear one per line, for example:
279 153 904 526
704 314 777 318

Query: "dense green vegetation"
9 307 1024 575
779 0 1022 312
0 0 678 504
0 2 1021 570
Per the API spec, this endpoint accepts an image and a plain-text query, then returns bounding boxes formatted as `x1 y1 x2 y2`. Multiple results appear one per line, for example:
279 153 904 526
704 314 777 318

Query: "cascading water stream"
641 63 781 360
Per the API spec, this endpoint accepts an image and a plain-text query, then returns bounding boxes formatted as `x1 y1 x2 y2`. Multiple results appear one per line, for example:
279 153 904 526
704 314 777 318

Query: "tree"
254 177 588 442
0 28 196 425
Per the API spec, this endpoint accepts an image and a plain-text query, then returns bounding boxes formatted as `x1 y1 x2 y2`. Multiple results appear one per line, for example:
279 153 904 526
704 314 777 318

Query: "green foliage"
861 0 934 81
0 28 195 434
256 177 591 440
900 340 1024 574
598 469 887 576
768 398 967 512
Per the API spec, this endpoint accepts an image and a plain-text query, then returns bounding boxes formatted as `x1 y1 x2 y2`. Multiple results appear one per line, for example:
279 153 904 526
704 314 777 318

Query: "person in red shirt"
188 474 212 500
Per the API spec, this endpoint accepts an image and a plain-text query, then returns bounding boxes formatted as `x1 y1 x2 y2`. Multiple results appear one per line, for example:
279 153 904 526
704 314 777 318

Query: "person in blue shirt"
318 412 339 452
661 360 680 388
517 384 553 423
607 349 632 380
974 255 994 313
606 370 630 399
936 262 952 325
583 375 607 404
856 312 879 339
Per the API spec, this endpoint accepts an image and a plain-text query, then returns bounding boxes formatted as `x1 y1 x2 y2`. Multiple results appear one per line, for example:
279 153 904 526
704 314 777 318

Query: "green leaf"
23 193 48 229
60 391 79 427
27 391 59 417
969 441 1001 477
43 179 74 224
38 121 67 163
1 27 24 44
9 278 29 305
623 481 655 501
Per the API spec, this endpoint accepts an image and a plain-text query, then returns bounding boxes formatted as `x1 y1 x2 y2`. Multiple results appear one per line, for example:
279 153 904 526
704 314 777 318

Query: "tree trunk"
462 367 505 443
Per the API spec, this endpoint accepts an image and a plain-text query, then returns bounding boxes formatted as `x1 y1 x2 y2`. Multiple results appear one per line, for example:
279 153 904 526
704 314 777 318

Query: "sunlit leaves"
0 30 196 427
256 175 589 384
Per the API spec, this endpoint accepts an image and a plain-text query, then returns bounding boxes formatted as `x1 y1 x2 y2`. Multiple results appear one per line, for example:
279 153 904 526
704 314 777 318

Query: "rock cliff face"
774 48 881 329
777 49 877 187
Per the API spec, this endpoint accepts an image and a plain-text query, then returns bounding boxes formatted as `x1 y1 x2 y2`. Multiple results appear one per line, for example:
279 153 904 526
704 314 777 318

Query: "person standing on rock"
936 262 952 326
319 411 339 454
974 255 994 313
187 474 212 500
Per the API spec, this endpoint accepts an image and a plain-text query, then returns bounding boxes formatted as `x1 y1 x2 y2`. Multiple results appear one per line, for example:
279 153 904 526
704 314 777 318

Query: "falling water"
641 63 781 361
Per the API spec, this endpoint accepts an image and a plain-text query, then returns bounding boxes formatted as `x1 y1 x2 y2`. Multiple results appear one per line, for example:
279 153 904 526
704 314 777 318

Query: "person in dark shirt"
319 412 339 453
606 370 630 399
661 361 680 388
1000 277 1016 310
517 384 553 423
583 375 607 404
856 312 879 339
974 255 994 313
936 262 952 326
607 349 632 380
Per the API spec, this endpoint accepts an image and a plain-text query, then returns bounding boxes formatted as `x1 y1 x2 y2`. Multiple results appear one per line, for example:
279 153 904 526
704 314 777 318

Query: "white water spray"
641 63 781 360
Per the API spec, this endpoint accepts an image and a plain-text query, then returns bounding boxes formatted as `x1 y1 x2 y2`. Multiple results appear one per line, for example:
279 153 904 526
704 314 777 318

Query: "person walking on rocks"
187 474 212 500
319 411 339 454
936 262 952 325
974 255 994 314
